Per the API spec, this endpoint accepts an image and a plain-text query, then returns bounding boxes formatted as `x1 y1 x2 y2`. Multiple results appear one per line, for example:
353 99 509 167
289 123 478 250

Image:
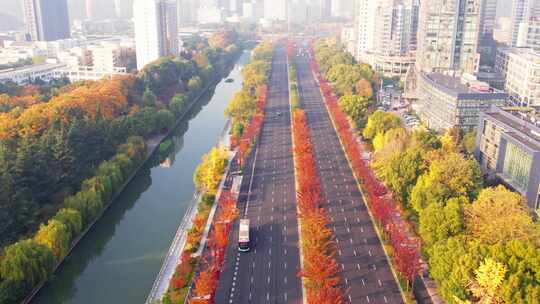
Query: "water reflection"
31 52 249 304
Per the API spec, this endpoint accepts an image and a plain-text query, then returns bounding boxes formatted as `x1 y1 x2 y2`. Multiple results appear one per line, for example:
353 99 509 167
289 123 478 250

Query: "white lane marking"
366 296 371 303
361 278 366 286
378 279 383 287
368 250 372 257
354 250 357 256
357 264 361 270
384 296 388 303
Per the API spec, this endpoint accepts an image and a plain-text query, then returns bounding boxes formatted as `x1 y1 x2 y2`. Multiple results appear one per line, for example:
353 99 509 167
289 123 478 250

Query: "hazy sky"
0 0 515 26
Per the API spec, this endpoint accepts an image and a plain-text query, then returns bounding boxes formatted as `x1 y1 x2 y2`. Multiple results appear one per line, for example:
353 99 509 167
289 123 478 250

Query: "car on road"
238 219 250 252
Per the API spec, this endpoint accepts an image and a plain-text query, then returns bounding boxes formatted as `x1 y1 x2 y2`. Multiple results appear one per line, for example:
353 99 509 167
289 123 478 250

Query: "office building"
133 0 178 70
22 0 71 41
495 47 540 107
415 72 507 131
476 106 540 211
416 0 481 74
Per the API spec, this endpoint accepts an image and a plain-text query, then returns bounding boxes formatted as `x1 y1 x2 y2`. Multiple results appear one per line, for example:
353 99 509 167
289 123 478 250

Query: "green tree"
155 109 176 133
338 95 371 128
326 64 362 95
373 147 427 204
52 208 83 241
0 239 55 285
419 197 467 248
409 152 482 213
142 87 157 107
169 93 188 117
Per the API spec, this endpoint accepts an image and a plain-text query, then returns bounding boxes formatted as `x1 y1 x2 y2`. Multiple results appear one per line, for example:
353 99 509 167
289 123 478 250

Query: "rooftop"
485 107 540 152
422 72 507 99
498 47 540 64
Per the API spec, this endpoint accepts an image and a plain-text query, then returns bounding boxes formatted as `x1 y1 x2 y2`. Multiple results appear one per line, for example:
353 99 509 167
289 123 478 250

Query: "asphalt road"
293 52 404 304
214 46 303 304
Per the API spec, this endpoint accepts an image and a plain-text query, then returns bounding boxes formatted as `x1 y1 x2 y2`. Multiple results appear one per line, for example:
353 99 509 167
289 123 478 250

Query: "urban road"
294 50 404 304
215 45 404 304
214 46 303 304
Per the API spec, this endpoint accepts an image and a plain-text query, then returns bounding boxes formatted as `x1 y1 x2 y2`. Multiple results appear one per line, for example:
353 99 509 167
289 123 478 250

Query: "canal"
31 51 250 304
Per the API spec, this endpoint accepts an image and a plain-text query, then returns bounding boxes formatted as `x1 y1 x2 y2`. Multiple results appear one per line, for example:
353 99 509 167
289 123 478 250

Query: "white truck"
238 219 250 252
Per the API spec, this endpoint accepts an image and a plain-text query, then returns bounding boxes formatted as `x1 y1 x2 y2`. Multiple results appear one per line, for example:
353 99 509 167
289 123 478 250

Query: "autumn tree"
362 111 402 140
409 152 482 213
355 79 373 99
194 147 228 195
465 186 539 244
457 258 507 304
224 91 256 126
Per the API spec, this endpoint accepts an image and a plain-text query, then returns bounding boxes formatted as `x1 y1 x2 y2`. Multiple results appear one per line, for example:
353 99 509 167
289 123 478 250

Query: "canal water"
31 51 250 304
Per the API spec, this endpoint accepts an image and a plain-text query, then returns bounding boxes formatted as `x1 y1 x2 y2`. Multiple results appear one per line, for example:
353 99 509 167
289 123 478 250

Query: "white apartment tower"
264 0 287 21
356 0 378 55
510 0 540 46
416 0 481 74
355 0 419 78
133 0 178 70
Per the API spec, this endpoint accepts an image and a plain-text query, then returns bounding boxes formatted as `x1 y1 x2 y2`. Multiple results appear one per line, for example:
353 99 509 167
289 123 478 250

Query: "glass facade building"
476 106 540 212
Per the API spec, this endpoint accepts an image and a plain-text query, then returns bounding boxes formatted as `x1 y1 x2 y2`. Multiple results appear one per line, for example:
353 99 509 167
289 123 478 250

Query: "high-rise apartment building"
416 0 481 74
133 0 178 70
355 0 378 55
480 0 498 40
355 0 418 78
495 47 540 107
264 0 287 21
516 17 540 51
510 0 540 46
23 0 71 41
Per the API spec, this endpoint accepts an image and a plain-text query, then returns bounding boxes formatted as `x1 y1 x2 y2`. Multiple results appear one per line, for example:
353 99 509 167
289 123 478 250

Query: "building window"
502 142 533 191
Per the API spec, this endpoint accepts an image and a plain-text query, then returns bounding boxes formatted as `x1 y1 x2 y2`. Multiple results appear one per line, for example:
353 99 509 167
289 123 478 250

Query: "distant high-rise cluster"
22 0 71 41
133 0 178 70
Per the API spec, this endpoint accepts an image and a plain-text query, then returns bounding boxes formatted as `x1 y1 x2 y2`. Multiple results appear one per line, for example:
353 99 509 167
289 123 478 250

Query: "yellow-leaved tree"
194 147 228 195
455 258 507 304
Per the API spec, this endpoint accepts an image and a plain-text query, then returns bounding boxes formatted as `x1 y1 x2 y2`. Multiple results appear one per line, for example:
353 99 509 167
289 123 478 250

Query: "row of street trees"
288 43 343 303
313 38 540 303
182 40 274 304
226 41 274 167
